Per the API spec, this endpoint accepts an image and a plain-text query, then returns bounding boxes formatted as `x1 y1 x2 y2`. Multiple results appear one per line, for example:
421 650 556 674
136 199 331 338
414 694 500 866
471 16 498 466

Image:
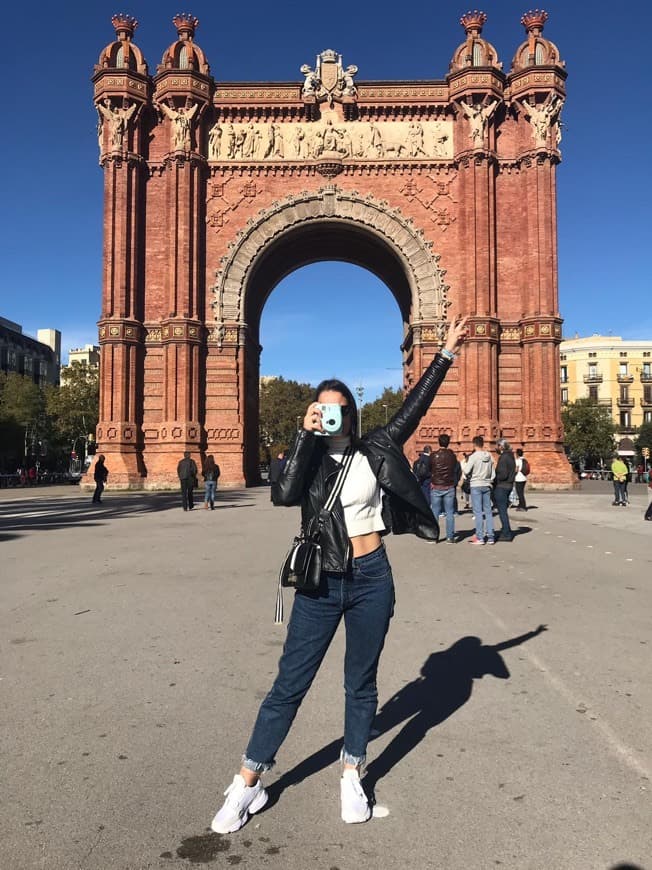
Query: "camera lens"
326 418 335 426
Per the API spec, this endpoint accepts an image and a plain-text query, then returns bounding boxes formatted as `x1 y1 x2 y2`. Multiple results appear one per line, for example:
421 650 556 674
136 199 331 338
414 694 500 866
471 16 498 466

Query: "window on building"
588 363 598 377
560 354 566 361
8 350 16 370
619 362 628 376
620 385 629 402
619 411 631 428
645 411 652 424
643 352 651 358
588 385 599 401
619 352 628 357
643 362 651 376
561 365 568 383
588 352 597 358
561 388 568 404
644 385 652 404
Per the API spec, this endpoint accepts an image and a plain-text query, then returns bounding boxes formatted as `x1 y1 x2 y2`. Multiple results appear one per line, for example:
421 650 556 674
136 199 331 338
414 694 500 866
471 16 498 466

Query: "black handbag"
275 446 354 623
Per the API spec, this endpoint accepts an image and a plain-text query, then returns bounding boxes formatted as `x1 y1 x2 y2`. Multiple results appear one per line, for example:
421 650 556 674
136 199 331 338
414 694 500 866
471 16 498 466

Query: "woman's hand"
303 402 324 433
444 316 469 355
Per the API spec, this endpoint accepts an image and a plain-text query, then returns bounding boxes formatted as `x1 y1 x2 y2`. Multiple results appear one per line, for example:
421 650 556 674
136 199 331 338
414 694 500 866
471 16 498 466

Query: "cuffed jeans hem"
241 755 275 774
341 748 366 768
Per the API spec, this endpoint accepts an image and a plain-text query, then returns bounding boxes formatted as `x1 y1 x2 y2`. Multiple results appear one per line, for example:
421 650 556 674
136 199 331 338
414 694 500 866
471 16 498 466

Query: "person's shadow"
267 625 547 806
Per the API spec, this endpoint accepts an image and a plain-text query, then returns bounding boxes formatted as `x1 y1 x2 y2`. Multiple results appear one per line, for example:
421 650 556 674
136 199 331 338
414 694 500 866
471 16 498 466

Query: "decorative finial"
173 12 199 38
111 13 138 39
460 10 487 34
521 9 548 33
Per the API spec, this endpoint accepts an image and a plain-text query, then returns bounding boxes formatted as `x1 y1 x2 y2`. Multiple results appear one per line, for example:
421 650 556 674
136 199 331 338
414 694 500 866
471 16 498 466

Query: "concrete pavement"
1 482 650 870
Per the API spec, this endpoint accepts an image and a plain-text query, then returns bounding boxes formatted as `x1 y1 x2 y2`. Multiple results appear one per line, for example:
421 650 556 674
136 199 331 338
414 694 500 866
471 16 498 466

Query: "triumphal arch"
92 10 573 487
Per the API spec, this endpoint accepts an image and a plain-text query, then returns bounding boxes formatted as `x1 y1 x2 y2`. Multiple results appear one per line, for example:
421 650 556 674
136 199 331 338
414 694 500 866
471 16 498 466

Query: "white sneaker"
340 768 371 824
210 774 268 834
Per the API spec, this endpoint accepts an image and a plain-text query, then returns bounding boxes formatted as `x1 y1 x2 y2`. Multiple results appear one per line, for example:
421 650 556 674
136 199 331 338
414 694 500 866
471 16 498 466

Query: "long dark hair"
203 454 216 474
314 379 358 438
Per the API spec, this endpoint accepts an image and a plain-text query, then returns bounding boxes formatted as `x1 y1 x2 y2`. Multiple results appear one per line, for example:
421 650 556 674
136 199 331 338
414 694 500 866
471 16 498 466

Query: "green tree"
259 376 314 462
635 421 652 464
0 373 46 469
360 386 404 434
561 398 616 467
44 362 99 456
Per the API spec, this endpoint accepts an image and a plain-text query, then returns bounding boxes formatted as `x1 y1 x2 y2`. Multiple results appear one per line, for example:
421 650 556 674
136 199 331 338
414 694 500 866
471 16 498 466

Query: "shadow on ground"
265 624 548 808
0 491 255 534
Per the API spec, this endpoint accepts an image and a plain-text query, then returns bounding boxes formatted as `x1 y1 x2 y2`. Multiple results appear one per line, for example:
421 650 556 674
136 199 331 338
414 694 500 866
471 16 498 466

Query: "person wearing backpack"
514 448 529 511
412 444 432 503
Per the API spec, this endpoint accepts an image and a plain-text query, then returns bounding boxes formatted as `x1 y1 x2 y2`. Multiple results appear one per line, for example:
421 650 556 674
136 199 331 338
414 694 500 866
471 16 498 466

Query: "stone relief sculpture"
97 98 138 152
158 100 199 151
205 120 454 162
299 51 358 107
457 99 497 147
517 94 563 148
300 63 320 97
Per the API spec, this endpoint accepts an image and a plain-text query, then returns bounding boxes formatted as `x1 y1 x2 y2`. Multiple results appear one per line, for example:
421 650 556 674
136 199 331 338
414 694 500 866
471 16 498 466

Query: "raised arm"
385 317 468 446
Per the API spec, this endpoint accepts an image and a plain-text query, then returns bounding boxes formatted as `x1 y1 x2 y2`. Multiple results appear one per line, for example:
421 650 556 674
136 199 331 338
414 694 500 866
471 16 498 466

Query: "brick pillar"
457 154 500 446
518 154 573 486
96 152 146 487
144 153 206 484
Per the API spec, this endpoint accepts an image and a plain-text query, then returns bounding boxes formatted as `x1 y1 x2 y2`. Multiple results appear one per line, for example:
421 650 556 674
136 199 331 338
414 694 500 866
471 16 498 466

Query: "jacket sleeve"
384 354 453 447
271 428 318 506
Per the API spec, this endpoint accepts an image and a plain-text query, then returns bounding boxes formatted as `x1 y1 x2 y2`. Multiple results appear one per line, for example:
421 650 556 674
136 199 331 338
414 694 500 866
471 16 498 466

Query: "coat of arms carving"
300 50 358 109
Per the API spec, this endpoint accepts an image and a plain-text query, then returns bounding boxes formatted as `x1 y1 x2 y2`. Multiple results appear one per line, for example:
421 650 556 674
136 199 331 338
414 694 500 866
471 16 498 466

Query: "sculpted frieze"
206 120 454 162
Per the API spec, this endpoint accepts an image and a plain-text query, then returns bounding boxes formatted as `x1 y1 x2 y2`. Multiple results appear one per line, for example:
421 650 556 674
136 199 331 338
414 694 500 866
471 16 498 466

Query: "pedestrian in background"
412 444 432 504
610 455 628 507
514 448 529 511
493 439 516 542
177 451 198 511
645 476 652 521
92 454 108 504
429 435 458 542
462 436 495 545
203 454 220 510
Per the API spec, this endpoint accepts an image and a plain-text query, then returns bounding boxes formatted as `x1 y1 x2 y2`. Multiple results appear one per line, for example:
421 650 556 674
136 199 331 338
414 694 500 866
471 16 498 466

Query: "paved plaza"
1 482 650 870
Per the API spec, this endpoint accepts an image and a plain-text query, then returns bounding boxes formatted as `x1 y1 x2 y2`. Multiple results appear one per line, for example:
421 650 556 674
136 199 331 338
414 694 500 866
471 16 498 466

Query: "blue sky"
0 1 649 400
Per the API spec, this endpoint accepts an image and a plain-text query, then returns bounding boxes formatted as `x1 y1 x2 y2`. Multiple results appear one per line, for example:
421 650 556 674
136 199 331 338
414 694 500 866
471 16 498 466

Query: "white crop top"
326 437 385 537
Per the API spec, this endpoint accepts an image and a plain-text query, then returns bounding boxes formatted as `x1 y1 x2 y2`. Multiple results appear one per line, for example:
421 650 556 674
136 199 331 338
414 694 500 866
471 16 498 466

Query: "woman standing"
210 317 468 833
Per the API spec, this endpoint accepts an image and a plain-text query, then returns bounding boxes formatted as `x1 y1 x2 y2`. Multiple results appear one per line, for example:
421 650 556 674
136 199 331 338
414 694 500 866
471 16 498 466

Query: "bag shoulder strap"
321 446 355 516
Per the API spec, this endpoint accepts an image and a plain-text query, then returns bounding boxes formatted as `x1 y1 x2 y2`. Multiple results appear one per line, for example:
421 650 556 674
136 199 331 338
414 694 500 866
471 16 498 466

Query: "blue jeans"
493 487 513 538
470 486 494 540
204 480 216 506
243 545 395 771
430 487 456 540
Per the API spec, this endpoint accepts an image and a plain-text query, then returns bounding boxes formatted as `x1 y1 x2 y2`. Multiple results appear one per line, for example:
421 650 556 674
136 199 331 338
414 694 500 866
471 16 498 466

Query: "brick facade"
92 10 575 489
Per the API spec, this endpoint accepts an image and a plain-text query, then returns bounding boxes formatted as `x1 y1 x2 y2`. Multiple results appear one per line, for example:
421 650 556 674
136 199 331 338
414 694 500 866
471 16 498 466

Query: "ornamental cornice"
208 160 460 179
98 320 143 343
158 319 203 343
521 317 563 343
467 318 500 341
100 152 146 169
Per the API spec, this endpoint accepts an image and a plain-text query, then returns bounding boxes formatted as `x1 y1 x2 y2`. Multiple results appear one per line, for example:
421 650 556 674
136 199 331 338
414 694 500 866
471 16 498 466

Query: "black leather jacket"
271 353 453 572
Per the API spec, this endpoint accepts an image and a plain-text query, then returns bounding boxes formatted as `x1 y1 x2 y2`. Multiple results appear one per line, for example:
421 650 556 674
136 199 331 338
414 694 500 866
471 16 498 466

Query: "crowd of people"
412 434 530 545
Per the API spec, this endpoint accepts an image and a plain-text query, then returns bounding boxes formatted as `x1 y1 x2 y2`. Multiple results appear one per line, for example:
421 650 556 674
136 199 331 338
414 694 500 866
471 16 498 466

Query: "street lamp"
355 384 364 435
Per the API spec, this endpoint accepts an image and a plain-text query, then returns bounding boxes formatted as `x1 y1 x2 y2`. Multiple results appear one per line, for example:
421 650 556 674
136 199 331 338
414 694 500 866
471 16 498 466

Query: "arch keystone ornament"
92 10 575 489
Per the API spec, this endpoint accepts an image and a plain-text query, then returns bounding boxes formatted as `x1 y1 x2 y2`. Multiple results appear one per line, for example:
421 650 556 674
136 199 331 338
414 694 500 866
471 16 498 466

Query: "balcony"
617 373 634 384
583 372 602 384
617 397 634 408
641 397 652 409
641 372 652 384
597 398 613 408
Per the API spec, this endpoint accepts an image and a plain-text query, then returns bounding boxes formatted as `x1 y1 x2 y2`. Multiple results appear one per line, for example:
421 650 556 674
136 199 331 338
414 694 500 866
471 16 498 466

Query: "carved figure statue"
272 124 285 158
368 122 384 157
312 129 324 158
242 122 256 159
97 99 137 152
300 63 320 97
233 128 246 159
459 99 497 147
293 125 307 159
519 95 562 148
323 120 339 153
225 124 236 159
407 122 427 157
338 127 353 157
262 124 275 159
159 101 198 151
342 64 358 97
208 123 222 160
